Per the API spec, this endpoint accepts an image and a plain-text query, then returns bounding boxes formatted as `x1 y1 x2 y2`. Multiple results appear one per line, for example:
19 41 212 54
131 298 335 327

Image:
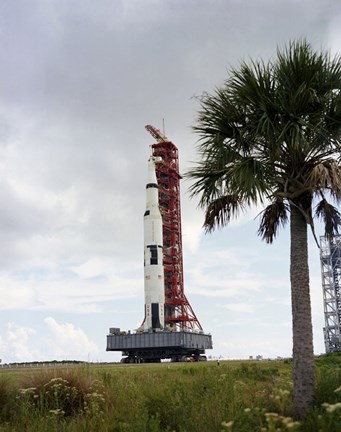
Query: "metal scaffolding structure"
106 125 212 362
320 235 341 352
145 125 203 332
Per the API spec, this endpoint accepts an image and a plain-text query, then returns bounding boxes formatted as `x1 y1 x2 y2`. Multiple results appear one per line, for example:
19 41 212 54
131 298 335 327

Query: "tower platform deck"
106 330 212 362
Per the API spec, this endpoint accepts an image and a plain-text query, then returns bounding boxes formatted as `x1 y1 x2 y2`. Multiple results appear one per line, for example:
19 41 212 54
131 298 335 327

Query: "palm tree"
187 40 341 419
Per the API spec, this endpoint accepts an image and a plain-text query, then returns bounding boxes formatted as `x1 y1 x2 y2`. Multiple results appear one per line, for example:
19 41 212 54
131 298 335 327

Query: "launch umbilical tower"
320 235 341 352
145 124 202 332
106 125 212 362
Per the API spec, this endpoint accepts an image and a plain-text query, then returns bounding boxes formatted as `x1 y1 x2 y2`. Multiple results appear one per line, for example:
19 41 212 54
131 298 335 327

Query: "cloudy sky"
0 0 340 363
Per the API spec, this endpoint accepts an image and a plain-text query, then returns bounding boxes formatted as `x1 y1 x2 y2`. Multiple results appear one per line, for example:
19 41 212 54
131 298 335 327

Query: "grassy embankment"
0 354 340 431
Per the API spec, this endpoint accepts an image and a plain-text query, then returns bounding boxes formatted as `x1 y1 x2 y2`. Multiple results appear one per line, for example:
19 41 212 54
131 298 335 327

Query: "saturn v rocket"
141 156 165 331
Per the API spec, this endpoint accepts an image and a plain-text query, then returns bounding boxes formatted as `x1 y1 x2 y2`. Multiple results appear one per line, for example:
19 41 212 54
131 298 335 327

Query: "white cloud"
0 276 37 309
0 323 40 362
0 269 140 313
182 217 203 254
44 317 99 361
218 338 292 359
185 246 269 298
188 282 261 298
221 302 255 313
71 257 116 279
0 318 102 363
0 0 335 363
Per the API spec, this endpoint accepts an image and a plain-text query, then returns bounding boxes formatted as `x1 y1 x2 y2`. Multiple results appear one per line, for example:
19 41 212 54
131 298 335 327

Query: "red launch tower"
145 125 203 332
106 126 212 362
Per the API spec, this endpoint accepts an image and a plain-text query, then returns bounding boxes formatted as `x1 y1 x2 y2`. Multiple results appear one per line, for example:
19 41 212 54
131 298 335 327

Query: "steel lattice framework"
145 125 203 332
320 235 341 352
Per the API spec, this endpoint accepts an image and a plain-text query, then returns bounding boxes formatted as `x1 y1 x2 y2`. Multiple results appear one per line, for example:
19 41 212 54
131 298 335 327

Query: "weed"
0 357 340 431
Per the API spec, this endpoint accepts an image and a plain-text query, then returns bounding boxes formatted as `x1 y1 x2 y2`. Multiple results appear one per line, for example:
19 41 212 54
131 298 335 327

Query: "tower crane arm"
145 124 168 143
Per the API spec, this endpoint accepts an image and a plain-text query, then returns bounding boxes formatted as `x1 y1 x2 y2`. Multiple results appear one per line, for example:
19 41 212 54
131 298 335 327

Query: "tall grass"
0 355 340 431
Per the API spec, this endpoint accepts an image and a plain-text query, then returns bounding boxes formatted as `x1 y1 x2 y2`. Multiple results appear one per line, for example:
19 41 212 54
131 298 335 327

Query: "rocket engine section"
142 156 165 331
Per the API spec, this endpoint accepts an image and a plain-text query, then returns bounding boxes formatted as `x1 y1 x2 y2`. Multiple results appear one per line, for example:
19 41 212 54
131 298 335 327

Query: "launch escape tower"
320 235 341 352
106 126 212 362
146 125 203 332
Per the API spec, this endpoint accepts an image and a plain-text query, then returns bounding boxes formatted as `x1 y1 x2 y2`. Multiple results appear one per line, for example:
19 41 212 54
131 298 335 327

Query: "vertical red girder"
149 135 203 332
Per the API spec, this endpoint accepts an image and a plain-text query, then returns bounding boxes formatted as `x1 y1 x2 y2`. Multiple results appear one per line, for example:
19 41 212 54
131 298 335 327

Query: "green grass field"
0 354 340 431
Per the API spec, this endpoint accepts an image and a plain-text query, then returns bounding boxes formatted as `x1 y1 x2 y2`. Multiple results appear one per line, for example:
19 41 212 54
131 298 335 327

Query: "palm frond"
315 198 341 239
203 194 243 232
193 87 245 147
227 157 272 204
275 39 341 158
257 198 289 243
187 39 341 244
309 160 341 200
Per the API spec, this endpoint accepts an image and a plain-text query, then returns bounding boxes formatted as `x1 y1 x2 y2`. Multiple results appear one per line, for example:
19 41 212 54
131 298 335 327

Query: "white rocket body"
142 156 165 331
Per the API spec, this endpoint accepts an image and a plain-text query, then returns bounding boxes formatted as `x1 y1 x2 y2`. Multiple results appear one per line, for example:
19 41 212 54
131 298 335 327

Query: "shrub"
0 377 15 422
16 369 105 419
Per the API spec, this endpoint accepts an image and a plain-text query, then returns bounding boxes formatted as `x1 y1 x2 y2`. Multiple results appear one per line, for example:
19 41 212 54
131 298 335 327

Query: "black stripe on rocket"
145 245 163 265
151 303 161 328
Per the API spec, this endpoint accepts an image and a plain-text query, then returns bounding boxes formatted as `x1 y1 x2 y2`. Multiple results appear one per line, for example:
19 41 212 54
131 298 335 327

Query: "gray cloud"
0 0 338 361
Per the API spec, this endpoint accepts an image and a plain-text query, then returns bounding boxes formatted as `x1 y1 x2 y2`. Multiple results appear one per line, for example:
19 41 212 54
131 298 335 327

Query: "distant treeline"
1 360 94 368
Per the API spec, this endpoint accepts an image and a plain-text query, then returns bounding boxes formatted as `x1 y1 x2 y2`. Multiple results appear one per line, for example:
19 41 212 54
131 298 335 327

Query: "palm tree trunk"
290 204 315 419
